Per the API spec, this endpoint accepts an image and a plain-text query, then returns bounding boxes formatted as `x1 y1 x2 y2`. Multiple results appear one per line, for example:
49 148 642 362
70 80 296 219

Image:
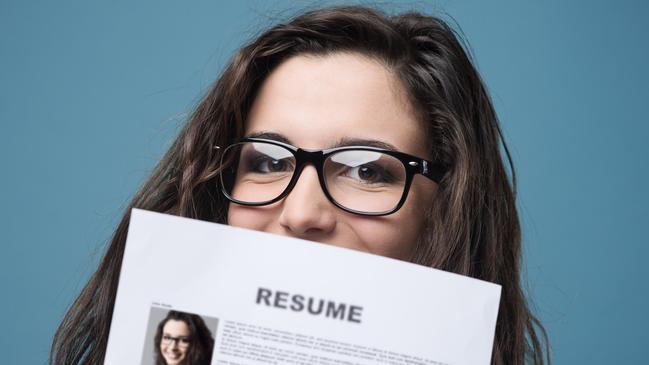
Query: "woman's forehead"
245 53 428 157
163 319 190 334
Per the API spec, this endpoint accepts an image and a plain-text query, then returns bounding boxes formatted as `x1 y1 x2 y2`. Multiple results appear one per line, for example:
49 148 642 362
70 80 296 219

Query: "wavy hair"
51 5 549 364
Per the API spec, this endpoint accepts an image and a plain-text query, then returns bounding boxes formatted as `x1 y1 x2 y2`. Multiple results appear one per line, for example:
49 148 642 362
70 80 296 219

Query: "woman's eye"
252 156 291 173
346 164 393 184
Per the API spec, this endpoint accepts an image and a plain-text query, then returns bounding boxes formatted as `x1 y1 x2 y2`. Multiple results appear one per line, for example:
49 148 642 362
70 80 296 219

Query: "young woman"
51 5 549 364
153 311 214 365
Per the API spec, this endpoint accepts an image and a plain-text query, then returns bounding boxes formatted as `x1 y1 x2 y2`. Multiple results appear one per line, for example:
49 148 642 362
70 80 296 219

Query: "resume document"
104 209 501 365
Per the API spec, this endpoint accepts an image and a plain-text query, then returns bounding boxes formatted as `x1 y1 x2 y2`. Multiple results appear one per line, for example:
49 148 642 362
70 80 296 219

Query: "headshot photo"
141 307 218 365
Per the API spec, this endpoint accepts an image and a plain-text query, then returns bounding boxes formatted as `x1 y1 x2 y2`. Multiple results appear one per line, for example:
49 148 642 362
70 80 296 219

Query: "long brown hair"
50 5 549 364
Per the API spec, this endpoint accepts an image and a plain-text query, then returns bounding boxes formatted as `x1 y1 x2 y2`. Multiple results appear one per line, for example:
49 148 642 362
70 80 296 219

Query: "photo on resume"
140 306 218 365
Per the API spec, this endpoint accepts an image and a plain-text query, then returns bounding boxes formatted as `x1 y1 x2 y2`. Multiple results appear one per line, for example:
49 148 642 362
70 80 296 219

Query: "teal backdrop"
2 1 647 363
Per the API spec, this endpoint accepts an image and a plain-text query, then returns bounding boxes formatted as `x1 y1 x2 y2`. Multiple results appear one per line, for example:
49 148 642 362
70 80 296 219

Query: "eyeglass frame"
161 334 191 348
217 137 446 216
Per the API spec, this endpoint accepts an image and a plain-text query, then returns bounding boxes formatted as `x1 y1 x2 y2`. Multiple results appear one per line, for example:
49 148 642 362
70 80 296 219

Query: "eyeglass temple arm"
414 159 445 183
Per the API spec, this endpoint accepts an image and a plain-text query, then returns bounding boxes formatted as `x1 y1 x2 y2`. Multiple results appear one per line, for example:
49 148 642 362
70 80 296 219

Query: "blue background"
1 1 647 363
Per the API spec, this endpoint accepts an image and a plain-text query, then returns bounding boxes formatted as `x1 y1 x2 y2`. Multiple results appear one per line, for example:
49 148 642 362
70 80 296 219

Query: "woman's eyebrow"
163 333 189 338
245 131 291 144
332 137 398 151
244 132 397 151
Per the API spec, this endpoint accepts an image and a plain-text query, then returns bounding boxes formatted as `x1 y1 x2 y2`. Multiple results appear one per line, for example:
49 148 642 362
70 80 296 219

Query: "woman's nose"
170 340 179 349
278 165 336 237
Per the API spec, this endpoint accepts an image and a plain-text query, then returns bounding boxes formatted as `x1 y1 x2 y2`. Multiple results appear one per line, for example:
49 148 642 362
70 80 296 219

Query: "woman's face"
160 319 190 365
227 53 437 260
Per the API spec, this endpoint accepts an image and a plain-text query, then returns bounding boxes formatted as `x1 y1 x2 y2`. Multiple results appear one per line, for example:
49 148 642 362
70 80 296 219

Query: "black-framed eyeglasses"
217 138 445 216
161 334 191 348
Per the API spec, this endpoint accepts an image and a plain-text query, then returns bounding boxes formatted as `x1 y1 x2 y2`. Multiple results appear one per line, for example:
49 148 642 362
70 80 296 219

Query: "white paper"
104 208 501 365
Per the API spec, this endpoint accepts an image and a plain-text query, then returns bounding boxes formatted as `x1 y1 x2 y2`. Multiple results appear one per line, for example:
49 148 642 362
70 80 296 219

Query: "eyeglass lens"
220 141 407 213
